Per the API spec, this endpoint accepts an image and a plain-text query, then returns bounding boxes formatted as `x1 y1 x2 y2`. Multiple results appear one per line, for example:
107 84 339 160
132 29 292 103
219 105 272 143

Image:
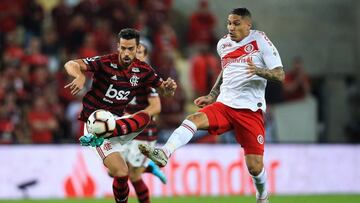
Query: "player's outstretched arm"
246 60 285 82
194 70 223 108
143 96 161 116
156 77 177 97
64 59 87 95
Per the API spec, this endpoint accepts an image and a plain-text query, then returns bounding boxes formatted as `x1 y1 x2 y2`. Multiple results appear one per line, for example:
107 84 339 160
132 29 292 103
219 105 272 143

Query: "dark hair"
118 28 140 45
230 8 251 18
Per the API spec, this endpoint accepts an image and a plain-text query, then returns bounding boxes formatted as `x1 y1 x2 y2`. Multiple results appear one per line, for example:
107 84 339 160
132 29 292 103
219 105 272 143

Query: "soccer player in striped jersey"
64 28 176 203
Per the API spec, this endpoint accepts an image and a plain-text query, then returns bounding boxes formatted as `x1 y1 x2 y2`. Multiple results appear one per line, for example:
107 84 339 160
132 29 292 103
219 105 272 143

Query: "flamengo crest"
130 75 139 86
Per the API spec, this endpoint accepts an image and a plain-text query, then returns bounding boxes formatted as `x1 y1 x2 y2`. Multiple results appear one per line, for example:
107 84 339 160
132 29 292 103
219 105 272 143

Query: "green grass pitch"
1 195 360 203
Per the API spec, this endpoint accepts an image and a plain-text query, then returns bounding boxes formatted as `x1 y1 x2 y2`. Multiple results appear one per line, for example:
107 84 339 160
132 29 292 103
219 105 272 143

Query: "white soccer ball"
86 109 116 138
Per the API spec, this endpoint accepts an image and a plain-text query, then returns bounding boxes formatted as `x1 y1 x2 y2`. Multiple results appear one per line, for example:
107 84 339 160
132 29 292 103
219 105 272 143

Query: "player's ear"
243 16 252 29
117 42 120 51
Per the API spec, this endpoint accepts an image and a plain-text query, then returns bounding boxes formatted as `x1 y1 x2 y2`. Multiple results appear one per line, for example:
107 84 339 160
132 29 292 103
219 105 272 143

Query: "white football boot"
138 144 168 167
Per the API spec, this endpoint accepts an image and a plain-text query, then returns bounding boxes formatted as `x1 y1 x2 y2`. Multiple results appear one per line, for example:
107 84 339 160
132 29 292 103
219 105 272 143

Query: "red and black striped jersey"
78 53 162 121
125 87 159 141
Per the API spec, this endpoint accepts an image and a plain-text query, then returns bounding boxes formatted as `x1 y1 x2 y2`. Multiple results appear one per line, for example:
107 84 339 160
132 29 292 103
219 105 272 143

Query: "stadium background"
0 0 359 202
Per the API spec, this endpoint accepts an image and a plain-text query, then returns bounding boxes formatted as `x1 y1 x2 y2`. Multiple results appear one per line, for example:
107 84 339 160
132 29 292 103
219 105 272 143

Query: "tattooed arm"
194 70 223 108
247 61 285 82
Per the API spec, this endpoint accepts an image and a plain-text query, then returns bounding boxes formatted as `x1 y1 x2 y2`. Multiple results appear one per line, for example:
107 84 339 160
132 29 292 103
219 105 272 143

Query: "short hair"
230 8 251 18
118 28 140 45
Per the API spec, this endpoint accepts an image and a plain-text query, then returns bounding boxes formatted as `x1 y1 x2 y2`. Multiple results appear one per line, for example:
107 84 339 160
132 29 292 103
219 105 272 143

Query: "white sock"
251 168 268 199
162 119 197 157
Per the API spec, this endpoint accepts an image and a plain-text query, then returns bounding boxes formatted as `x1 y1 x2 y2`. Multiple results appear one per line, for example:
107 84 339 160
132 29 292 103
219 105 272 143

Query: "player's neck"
234 34 249 43
118 59 133 69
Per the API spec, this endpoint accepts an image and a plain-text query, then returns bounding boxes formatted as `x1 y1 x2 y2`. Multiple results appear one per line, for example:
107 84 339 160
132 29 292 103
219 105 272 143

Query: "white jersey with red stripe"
216 30 283 112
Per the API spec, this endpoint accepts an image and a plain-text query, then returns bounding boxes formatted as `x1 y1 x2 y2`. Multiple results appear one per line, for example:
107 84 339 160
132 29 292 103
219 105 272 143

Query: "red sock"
113 176 129 203
131 179 150 203
112 111 150 137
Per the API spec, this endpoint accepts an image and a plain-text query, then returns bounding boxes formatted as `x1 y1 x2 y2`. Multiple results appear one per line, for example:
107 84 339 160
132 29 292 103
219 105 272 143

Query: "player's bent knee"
129 171 142 182
245 155 264 176
104 153 129 177
247 165 263 176
186 112 209 129
110 167 129 177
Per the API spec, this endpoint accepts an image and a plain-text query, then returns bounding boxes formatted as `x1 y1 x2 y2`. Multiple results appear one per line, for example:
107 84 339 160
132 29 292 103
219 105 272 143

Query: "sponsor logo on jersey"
257 135 264 144
130 75 139 86
84 56 100 64
132 67 140 72
221 42 232 49
105 84 130 100
221 40 259 68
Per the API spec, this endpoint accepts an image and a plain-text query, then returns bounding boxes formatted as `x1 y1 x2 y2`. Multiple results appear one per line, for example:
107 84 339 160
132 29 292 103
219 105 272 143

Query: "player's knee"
129 170 142 182
107 162 129 177
186 112 208 129
110 166 129 177
247 164 263 176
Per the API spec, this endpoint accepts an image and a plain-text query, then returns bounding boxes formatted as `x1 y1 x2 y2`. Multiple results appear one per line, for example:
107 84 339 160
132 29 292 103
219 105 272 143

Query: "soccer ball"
86 109 116 138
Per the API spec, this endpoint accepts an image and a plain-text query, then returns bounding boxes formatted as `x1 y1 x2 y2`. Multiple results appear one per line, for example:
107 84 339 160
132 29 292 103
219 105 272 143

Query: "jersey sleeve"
144 66 163 88
82 55 103 72
257 32 283 69
216 38 223 57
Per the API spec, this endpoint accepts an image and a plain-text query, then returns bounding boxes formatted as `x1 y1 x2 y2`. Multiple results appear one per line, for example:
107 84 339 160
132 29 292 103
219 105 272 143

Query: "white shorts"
83 115 144 160
120 139 156 167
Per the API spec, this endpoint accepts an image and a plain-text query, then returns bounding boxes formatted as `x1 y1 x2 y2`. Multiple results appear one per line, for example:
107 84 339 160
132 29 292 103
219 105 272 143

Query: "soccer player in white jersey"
139 8 285 203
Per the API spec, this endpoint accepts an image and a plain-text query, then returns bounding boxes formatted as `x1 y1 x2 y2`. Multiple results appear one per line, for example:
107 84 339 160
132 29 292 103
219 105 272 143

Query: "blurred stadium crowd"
0 0 220 144
0 0 359 144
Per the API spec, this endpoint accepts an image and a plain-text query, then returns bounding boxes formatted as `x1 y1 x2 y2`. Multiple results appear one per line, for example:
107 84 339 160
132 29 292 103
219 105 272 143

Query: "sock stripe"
128 117 140 129
182 123 195 134
131 179 149 203
113 176 129 203
121 119 132 134
114 119 126 136
138 196 149 202
136 190 148 197
136 111 150 123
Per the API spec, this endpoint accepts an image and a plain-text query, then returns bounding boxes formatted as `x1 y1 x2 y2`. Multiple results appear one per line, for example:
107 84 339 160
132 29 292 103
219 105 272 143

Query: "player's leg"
125 140 156 203
245 155 268 203
139 102 232 167
232 109 268 202
145 160 167 184
103 153 130 203
111 111 150 137
79 111 150 147
138 112 208 166
83 122 130 203
128 165 150 203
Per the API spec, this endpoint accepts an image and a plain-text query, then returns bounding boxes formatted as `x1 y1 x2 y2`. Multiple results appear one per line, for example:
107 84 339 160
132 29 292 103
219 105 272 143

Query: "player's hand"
194 95 215 108
162 77 177 97
79 133 104 147
64 74 86 95
246 60 258 78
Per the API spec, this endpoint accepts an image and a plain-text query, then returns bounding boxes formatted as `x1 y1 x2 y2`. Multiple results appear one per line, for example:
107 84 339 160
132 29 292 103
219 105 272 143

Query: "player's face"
136 44 147 62
227 14 252 42
118 38 138 67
